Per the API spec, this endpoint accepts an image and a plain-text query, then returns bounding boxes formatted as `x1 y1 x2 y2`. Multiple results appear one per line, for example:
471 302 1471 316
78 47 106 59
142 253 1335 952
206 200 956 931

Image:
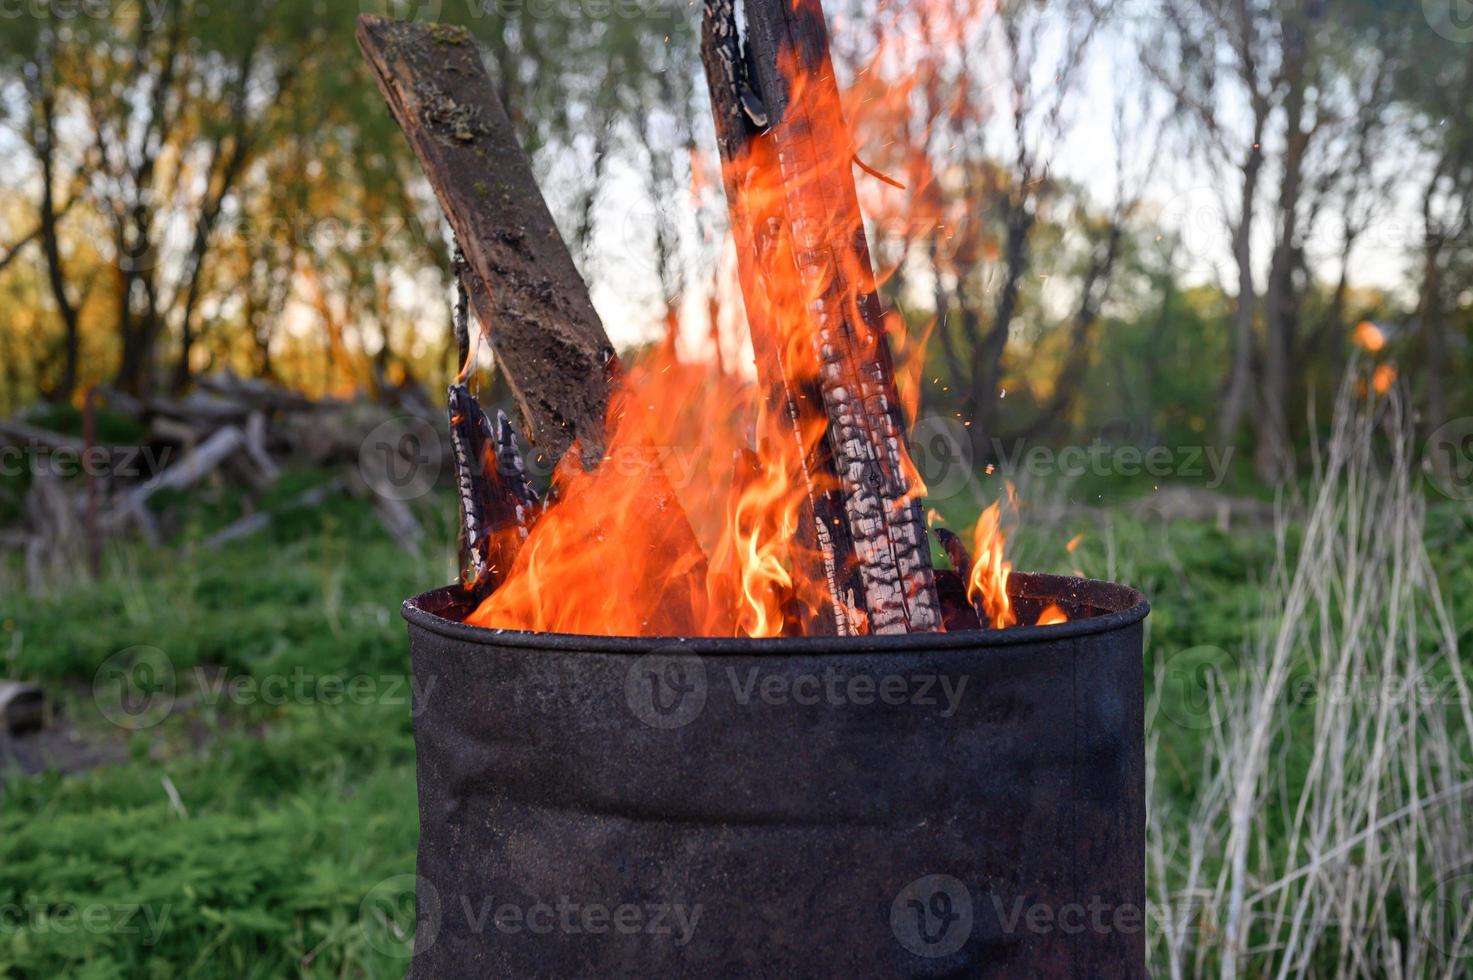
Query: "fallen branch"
0 420 85 453
125 425 246 511
202 478 346 550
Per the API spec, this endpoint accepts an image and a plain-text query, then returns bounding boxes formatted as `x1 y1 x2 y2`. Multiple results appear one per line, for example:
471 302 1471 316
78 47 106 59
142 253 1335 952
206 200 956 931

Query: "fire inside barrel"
358 7 1074 640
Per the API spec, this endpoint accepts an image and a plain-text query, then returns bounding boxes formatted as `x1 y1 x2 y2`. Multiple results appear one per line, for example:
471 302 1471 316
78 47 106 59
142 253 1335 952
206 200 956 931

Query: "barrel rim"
400 571 1149 655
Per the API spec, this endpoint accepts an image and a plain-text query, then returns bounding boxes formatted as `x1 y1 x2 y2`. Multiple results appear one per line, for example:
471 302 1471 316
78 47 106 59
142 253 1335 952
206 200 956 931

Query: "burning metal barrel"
401 572 1148 978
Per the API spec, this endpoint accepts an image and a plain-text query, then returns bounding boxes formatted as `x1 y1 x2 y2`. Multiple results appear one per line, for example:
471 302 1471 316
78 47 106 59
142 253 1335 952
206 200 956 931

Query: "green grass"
0 478 451 978
1 467 1469 977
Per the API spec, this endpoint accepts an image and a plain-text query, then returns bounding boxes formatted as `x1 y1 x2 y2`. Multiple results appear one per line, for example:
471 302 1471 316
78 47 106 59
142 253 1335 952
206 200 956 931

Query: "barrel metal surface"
401 572 1148 978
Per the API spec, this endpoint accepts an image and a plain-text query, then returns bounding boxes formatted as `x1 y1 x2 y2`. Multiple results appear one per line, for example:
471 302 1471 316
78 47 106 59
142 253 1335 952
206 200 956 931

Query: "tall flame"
966 500 1014 629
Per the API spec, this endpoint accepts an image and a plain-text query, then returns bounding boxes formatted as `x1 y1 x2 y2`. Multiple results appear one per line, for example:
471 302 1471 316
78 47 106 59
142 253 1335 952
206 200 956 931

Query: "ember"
359 5 1064 640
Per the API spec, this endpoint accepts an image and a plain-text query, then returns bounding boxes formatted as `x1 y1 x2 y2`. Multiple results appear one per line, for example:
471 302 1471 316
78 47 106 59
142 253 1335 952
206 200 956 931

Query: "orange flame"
965 500 1014 629
1036 603 1068 626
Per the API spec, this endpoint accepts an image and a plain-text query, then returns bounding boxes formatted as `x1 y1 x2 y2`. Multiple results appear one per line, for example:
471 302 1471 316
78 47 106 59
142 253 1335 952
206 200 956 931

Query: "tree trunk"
1217 137 1264 453
34 85 81 401
969 196 1033 456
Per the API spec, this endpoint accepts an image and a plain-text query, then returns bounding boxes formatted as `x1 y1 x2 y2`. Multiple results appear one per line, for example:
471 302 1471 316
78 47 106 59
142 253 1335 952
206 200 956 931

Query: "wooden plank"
702 0 942 633
356 15 613 468
699 0 863 635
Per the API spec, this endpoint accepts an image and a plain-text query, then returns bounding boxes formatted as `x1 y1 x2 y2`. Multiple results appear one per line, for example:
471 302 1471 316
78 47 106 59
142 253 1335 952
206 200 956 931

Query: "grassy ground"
0 475 454 978
0 453 1469 976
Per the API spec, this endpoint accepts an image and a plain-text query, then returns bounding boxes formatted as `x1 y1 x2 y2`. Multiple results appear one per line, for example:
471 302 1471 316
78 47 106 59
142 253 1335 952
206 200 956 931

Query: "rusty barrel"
400 571 1148 978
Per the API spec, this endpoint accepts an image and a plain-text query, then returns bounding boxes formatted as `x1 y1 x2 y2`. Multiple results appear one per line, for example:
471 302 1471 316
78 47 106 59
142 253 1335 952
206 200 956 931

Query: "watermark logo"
1424 417 1473 500
1422 865 1473 961
910 415 974 501
625 651 708 729
1159 185 1230 276
358 416 443 501
891 874 973 958
93 645 176 730
616 198 680 278
361 874 440 960
1424 0 1473 43
1155 644 1239 731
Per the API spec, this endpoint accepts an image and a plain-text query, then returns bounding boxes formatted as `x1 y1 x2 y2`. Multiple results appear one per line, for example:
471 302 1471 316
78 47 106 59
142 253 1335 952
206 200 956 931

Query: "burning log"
932 526 983 632
700 0 942 634
700 0 864 636
448 384 541 594
445 260 541 593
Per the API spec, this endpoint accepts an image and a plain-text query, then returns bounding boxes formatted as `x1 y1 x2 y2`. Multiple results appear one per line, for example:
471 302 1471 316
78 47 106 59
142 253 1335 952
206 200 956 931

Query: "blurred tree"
1391 21 1473 429
829 0 1149 461
1139 0 1443 478
0 0 697 402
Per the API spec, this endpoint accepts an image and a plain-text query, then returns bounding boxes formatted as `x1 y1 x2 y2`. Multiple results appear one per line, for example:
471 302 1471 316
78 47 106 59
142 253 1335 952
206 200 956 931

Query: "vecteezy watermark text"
625 652 970 730
990 439 1234 488
727 666 968 717
458 895 702 945
193 666 437 716
0 901 170 947
0 443 173 480
358 875 702 959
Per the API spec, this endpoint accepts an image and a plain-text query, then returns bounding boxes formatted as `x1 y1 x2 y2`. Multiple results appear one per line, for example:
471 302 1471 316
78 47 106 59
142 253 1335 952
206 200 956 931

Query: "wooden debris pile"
0 371 448 594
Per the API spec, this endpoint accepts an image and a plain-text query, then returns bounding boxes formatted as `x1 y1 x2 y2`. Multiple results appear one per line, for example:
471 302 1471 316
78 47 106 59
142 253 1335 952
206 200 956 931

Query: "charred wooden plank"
933 527 972 577
448 383 540 593
357 16 613 468
492 409 540 519
700 0 862 635
933 526 985 631
703 0 942 633
747 0 941 634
